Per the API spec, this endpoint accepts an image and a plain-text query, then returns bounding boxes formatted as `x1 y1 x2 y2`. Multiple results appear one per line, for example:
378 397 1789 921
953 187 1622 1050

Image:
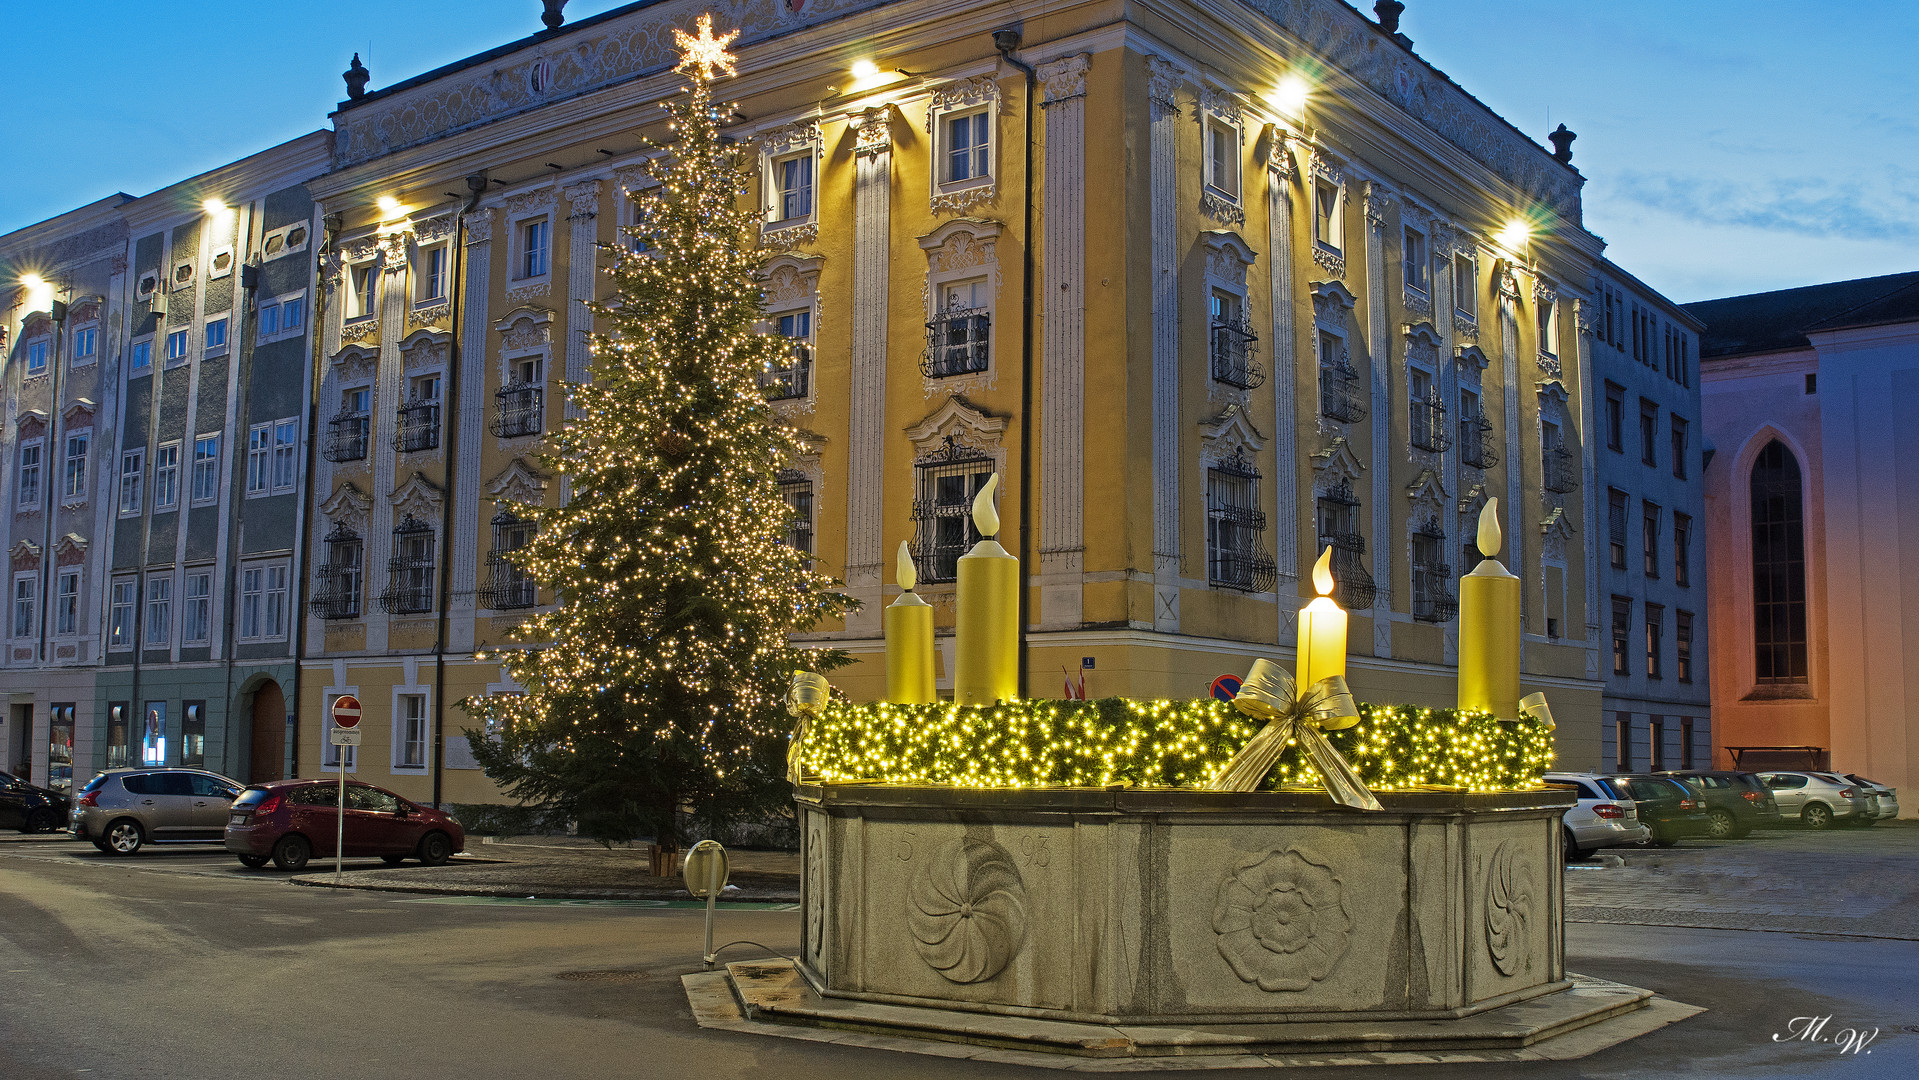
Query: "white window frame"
926 77 1001 214
164 327 191 368
258 291 309 343
415 242 449 306
392 689 431 774
260 222 311 263
761 132 820 233
118 448 144 516
25 337 50 376
129 335 153 373
144 572 171 649
1537 293 1559 361
55 568 79 637
237 560 290 643
203 315 229 358
16 436 43 508
1403 225 1429 297
10 573 34 639
109 577 136 648
347 263 378 321
70 323 98 367
61 428 90 504
181 569 212 646
270 417 298 493
513 216 552 282
1453 251 1479 321
1203 114 1242 205
208 245 235 280
1313 178 1345 255
246 423 272 496
152 441 181 512
191 434 220 505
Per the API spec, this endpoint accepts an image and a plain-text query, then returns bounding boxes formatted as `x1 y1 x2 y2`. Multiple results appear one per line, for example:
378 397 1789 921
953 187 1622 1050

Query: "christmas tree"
464 15 853 848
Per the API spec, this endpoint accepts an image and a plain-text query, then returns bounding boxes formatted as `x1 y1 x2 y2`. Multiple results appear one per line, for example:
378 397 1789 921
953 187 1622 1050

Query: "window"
349 264 376 318
519 218 550 280
203 317 228 357
191 436 219 504
1411 519 1456 623
258 293 307 341
1604 382 1624 453
145 574 171 648
1805 372 1817 395
55 570 78 636
60 431 88 501
1205 451 1275 593
1409 368 1448 452
1313 180 1342 253
239 563 290 641
1205 119 1240 201
1608 489 1629 570
1315 481 1376 609
72 325 97 363
109 579 135 648
1318 330 1364 423
16 439 41 508
493 359 544 439
131 338 152 372
11 575 34 638
778 471 814 554
1679 716 1694 770
153 443 180 511
1751 440 1808 684
1457 387 1495 468
141 703 166 767
910 439 993 583
1402 226 1429 294
763 310 812 400
397 694 429 770
417 245 448 304
1611 597 1632 676
327 388 371 463
922 278 990 378
182 703 206 768
246 423 271 494
1541 420 1576 494
397 375 441 452
1669 515 1691 589
1646 602 1664 679
1670 415 1689 479
1614 714 1633 771
105 704 130 768
382 517 437 614
26 339 49 376
1650 717 1666 771
261 222 309 261
484 514 537 610
312 526 363 621
772 153 815 223
944 111 991 185
1536 295 1558 359
1643 501 1661 578
1677 611 1694 683
1209 290 1261 390
1639 399 1658 466
1452 252 1477 320
165 328 190 367
272 419 297 491
119 449 144 515
182 571 211 644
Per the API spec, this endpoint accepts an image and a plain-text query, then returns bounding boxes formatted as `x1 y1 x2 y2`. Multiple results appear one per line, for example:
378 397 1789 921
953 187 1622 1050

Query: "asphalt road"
2 837 1916 1079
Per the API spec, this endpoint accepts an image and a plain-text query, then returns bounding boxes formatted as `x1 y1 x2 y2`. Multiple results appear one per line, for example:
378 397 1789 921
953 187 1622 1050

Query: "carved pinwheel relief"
907 837 1028 984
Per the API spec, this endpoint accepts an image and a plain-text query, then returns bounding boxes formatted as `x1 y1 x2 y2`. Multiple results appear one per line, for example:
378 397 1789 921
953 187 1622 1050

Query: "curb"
288 874 799 904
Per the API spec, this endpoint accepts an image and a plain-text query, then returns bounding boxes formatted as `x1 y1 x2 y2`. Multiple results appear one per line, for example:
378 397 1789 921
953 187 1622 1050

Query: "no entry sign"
330 695 362 729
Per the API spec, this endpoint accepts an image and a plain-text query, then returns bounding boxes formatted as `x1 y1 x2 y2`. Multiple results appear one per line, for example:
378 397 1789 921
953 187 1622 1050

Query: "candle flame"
896 540 916 591
972 474 1000 537
1477 497 1502 558
1312 545 1335 597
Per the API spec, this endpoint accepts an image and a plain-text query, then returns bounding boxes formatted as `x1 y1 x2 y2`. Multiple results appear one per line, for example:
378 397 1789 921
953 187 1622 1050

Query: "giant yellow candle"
954 474 1020 705
1458 497 1522 719
885 541 937 703
1296 546 1348 689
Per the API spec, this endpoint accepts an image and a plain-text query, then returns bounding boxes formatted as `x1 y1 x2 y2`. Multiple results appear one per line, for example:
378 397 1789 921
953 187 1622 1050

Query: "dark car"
1617 774 1713 846
1659 769 1782 839
0 771 69 833
225 779 465 871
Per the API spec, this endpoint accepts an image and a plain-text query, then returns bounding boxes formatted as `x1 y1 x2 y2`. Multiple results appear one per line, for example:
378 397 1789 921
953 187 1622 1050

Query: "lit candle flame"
1312 546 1335 597
1477 497 1502 559
896 540 916 592
972 474 1000 538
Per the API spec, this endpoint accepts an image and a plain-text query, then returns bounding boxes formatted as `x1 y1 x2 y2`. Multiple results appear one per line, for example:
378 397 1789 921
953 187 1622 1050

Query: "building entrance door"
249 682 286 784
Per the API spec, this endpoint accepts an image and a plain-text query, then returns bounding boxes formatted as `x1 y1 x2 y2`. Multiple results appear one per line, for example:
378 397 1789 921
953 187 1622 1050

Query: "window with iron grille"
396 378 441 453
910 437 993 583
492 380 543 438
1205 451 1276 593
325 387 370 463
1409 368 1449 453
1410 518 1456 623
778 470 814 554
922 306 990 378
764 311 812 401
380 516 436 614
311 523 363 620
483 513 538 610
1456 387 1496 468
1315 480 1375 608
1541 421 1577 493
1209 292 1263 390
1318 331 1365 424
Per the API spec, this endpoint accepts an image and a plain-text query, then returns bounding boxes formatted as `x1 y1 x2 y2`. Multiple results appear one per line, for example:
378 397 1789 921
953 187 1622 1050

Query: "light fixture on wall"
377 195 404 219
1267 73 1310 118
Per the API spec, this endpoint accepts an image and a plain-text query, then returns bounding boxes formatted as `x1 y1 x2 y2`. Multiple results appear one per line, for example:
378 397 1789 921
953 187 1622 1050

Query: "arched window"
1750 440 1807 684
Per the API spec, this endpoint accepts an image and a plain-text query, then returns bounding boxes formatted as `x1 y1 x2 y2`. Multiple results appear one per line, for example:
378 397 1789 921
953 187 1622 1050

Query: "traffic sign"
330 695 362 729
684 839 730 898
1210 674 1243 702
329 728 362 746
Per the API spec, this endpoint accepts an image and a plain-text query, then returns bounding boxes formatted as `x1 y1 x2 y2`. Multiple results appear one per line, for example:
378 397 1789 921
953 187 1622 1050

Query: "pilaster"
1036 54 1090 630
449 211 494 652
845 110 891 635
1147 55 1184 633
1364 181 1393 655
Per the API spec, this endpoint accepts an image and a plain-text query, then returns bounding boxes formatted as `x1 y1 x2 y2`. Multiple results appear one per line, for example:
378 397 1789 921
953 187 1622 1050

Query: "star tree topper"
674 13 739 81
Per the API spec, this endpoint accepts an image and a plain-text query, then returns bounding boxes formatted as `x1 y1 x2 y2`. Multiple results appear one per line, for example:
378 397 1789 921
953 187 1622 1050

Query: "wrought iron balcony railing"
921 308 991 379
490 382 543 439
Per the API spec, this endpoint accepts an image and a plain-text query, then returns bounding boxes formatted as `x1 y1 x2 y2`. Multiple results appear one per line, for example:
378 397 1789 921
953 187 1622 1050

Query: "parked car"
70 768 244 854
1615 775 1713 846
1842 775 1900 822
1658 770 1781 839
1755 771 1872 829
1544 771 1650 859
225 779 465 871
0 772 69 833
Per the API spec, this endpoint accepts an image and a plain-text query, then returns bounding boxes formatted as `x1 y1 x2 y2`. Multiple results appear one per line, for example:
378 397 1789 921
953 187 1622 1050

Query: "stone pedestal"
795 784 1575 1026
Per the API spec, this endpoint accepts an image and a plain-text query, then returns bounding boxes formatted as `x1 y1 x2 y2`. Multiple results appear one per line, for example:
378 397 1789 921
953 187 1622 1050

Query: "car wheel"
1652 836 1678 848
1802 803 1834 830
272 834 312 872
1705 810 1737 840
91 838 111 854
1561 827 1587 862
417 831 453 866
380 854 407 866
236 854 271 869
103 819 144 855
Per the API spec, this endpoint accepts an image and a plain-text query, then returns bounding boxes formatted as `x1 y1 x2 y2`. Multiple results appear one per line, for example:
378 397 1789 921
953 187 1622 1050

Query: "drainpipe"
431 172 489 810
289 208 339 781
994 29 1036 699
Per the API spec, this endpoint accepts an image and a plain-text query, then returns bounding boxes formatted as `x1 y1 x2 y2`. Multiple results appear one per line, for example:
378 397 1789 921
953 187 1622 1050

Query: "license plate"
229 814 248 826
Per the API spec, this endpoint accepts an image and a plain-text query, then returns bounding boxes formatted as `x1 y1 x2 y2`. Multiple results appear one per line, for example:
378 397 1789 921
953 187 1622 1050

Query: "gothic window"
1750 440 1808 684
910 437 994 583
1205 449 1275 593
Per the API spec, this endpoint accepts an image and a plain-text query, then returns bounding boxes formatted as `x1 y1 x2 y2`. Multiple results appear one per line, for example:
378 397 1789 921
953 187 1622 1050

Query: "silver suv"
1545 771 1651 858
1755 771 1872 829
71 769 244 855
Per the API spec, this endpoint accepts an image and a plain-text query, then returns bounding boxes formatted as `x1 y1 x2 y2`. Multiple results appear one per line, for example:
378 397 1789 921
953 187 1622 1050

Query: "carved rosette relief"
907 837 1027 984
1212 848 1352 992
1484 840 1534 976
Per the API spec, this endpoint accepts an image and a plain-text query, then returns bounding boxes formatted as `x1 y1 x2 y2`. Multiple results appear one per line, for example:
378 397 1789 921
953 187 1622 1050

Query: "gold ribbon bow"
785 670 831 784
1207 658 1383 811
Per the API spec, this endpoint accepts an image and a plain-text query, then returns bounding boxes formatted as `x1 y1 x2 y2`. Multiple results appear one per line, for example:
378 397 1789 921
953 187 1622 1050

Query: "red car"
225 779 465 871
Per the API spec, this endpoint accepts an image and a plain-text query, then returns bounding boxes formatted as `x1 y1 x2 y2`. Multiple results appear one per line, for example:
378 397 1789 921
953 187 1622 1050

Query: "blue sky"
3 1 1912 302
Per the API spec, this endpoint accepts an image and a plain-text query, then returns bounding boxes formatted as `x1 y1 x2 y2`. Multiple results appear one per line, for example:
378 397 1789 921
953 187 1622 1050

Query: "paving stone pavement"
1565 820 1919 939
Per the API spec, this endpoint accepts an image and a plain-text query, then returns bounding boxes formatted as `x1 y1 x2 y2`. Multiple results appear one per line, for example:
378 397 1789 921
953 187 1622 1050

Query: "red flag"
1077 668 1087 700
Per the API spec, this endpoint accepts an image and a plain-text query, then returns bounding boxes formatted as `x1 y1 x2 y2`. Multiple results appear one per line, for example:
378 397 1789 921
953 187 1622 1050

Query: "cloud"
1607 170 1919 245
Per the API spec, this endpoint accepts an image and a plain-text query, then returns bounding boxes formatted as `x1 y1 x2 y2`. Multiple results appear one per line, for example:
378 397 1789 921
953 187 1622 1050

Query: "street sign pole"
328 695 363 881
